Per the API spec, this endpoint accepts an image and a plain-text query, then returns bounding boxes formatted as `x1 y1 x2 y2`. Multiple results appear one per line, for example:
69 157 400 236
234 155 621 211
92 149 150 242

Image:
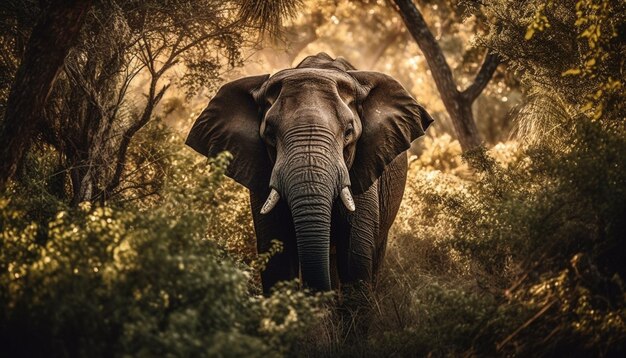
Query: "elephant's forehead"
267 68 355 88
262 69 357 102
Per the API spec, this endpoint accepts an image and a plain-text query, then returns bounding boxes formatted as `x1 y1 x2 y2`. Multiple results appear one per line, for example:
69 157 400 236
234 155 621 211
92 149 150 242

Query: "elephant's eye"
344 123 355 140
264 124 277 146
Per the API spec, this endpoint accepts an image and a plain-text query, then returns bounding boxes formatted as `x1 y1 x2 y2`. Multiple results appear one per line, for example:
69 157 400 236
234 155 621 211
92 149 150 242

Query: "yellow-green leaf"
562 68 582 76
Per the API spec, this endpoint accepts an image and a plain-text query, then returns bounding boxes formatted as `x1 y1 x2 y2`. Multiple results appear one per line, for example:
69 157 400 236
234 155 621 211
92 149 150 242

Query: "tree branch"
393 0 484 151
393 0 460 97
103 79 170 197
462 52 501 102
109 61 145 126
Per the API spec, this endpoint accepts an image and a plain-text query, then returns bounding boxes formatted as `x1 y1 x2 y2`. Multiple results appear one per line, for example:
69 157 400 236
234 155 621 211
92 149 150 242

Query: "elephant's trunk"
273 125 347 291
289 185 334 290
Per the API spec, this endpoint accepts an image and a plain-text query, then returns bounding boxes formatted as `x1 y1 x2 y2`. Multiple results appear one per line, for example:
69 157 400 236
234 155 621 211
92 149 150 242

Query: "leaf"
562 68 582 76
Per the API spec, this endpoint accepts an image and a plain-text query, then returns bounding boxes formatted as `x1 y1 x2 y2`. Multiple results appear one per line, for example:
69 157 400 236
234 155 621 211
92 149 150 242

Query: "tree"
483 0 625 123
0 0 302 198
393 0 501 151
46 0 255 205
0 0 93 187
0 0 303 204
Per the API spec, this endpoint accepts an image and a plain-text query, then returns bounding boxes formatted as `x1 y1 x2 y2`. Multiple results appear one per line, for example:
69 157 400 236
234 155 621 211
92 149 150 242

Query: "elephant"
186 52 433 293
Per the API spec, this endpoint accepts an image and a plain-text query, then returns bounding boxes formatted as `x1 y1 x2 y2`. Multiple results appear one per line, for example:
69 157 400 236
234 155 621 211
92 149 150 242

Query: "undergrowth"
303 117 626 357
1 117 624 356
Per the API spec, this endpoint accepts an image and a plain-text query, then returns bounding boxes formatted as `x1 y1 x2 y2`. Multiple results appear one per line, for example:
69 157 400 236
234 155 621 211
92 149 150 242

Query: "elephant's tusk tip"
340 186 356 212
260 188 280 215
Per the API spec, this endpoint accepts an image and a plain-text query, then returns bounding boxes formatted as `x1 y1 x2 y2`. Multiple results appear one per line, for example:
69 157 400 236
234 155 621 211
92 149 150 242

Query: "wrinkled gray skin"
186 53 432 292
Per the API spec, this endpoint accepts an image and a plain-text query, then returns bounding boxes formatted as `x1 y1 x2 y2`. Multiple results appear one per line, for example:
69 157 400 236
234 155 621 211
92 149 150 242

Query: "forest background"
0 0 624 356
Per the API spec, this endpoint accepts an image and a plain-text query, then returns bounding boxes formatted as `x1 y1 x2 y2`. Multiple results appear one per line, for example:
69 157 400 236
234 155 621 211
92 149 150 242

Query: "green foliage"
252 240 284 272
0 144 329 357
238 0 303 35
484 0 625 120
255 281 333 356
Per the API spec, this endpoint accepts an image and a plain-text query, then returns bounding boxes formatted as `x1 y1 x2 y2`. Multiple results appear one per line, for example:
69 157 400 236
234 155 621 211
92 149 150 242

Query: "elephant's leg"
250 190 298 294
332 186 380 341
333 181 380 286
329 244 340 290
374 151 408 278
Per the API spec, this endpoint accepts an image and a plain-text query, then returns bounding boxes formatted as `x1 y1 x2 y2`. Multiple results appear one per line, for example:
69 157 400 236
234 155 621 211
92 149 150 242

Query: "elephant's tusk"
260 188 280 214
340 186 356 212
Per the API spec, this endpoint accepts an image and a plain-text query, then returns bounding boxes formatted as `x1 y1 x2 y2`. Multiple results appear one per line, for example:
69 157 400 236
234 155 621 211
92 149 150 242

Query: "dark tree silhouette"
0 0 92 187
393 0 500 151
0 0 304 202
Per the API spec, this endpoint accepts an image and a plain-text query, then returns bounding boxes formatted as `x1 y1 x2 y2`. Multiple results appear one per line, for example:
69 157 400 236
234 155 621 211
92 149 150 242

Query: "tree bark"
0 0 92 187
393 0 500 152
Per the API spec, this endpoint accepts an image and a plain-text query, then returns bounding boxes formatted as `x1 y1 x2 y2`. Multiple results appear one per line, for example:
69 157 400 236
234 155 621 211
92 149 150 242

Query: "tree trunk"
0 0 92 187
393 0 500 152
447 93 482 150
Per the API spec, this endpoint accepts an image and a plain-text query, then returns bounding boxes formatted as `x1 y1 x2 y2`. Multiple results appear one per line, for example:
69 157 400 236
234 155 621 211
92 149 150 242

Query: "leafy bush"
0 141 329 357
122 118 258 264
303 118 626 356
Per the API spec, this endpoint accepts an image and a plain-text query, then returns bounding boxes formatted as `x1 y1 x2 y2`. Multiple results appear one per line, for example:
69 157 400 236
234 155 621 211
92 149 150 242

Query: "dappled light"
1 0 624 356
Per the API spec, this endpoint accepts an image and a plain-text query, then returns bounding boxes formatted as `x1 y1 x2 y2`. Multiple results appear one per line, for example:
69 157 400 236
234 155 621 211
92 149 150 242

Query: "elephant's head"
186 53 432 291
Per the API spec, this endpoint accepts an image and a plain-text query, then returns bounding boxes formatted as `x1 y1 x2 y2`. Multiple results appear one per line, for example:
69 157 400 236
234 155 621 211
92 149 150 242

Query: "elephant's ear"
185 74 271 191
347 71 433 194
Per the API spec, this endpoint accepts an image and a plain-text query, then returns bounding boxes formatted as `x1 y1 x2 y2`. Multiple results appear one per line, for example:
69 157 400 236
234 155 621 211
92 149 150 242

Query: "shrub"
0 143 329 357
312 118 626 356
